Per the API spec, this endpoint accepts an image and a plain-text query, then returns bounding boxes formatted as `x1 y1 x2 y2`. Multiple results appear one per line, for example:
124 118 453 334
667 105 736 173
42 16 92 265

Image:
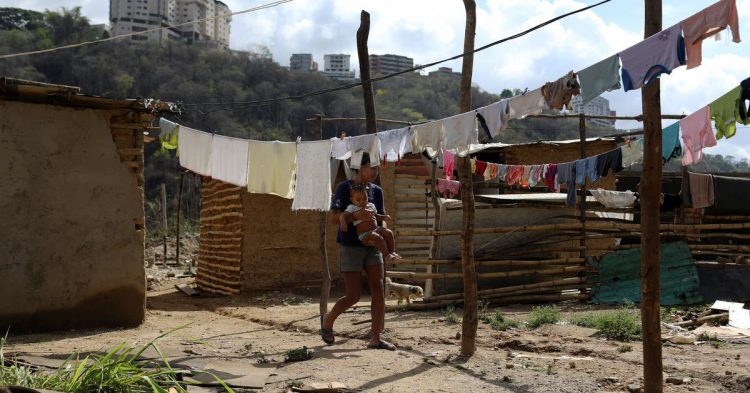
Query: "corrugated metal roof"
591 241 703 305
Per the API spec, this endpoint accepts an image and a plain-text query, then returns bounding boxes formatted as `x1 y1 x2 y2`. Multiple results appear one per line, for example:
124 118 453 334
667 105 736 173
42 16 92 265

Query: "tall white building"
570 96 616 128
321 54 355 81
109 0 231 48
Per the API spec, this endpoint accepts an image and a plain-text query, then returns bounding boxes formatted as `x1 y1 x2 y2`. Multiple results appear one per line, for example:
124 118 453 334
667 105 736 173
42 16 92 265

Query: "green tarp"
590 241 703 305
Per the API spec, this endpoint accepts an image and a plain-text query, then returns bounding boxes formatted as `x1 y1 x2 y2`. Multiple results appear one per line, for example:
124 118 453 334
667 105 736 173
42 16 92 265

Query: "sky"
4 0 750 159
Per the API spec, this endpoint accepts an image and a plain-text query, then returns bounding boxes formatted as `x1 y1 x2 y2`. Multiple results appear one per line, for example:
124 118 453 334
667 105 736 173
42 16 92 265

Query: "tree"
43 7 93 45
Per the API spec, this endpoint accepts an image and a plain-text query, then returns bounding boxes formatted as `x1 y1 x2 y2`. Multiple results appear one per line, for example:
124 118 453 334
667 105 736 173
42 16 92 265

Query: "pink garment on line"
681 0 741 69
437 178 460 198
681 106 716 166
443 150 455 180
506 165 525 186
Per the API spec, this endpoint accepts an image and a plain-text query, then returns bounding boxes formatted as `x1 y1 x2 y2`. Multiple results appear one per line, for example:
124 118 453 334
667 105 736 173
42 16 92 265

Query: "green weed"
527 306 561 329
617 344 633 353
481 311 519 331
284 346 313 363
570 309 641 341
444 306 460 325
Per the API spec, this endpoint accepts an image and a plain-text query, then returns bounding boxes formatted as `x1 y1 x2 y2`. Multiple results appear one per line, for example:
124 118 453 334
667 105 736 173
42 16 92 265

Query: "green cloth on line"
710 85 741 140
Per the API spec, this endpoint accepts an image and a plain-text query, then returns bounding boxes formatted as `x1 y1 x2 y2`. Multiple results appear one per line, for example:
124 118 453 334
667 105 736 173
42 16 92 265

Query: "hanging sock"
619 24 686 92
681 0 741 69
681 106 716 166
661 123 682 163
578 55 622 104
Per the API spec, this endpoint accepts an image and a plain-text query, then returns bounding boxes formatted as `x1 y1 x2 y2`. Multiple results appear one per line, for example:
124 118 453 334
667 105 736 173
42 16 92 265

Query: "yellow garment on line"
246 140 297 199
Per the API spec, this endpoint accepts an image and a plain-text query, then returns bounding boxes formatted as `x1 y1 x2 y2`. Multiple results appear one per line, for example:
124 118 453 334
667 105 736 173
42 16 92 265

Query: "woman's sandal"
320 314 335 345
366 340 396 351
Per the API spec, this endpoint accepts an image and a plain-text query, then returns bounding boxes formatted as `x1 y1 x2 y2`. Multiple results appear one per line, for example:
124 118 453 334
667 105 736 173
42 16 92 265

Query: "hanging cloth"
585 156 599 183
474 160 487 177
528 165 543 187
442 111 478 156
577 55 622 104
507 88 547 119
378 127 411 163
544 163 559 192
158 118 179 151
330 136 351 160
619 24 686 92
346 133 381 168
292 140 333 211
497 164 508 181
442 150 456 180
476 100 510 138
519 165 532 188
541 71 581 111
739 77 750 123
688 172 715 209
710 86 741 139
681 0 741 70
596 148 624 177
681 106 716 166
437 178 460 198
410 120 443 154
661 123 682 163
505 165 524 186
247 141 297 199
590 189 636 208
178 126 213 176
621 138 644 167
556 162 577 207
210 135 250 187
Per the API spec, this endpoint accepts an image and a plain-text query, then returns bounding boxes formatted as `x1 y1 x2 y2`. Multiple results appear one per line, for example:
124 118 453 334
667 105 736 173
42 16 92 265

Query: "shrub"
570 309 641 341
527 306 561 328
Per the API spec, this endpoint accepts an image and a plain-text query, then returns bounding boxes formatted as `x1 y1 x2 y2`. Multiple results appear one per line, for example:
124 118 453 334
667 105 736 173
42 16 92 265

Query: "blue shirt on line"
331 180 385 247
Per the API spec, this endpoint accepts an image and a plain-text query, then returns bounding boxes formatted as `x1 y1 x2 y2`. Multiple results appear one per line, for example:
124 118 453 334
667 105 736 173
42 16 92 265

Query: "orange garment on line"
681 0 741 69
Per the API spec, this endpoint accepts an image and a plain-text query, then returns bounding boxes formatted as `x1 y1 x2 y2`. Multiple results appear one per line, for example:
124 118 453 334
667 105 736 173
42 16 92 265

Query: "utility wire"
182 0 612 110
0 0 293 60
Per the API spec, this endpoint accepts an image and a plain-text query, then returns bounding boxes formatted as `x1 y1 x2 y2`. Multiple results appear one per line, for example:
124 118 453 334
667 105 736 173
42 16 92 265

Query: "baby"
340 184 401 261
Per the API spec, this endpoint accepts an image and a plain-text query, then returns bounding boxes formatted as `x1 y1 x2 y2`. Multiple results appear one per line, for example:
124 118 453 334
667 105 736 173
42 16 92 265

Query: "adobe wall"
0 101 145 332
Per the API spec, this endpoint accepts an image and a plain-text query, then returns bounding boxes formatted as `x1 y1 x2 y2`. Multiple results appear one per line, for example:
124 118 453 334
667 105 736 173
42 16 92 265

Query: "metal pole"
640 0 664 391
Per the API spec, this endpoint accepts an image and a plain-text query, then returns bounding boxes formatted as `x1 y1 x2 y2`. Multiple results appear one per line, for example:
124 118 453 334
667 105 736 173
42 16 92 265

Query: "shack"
0 78 169 332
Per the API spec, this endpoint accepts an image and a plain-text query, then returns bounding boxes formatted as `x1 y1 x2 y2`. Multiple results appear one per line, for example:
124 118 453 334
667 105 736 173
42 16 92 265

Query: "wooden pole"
161 183 168 266
578 113 587 260
317 114 331 317
641 1 664 391
176 171 185 266
356 10 377 135
457 0 478 357
426 158 441 298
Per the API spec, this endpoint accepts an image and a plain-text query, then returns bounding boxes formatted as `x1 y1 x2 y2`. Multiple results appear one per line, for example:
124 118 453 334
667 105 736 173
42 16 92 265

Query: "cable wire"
0 0 293 60
182 0 612 110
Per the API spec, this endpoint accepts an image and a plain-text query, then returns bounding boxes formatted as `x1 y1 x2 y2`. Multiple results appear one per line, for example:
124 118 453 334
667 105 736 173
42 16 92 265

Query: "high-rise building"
321 54 355 81
428 67 461 78
570 96 616 128
369 54 414 76
109 0 231 48
290 53 314 72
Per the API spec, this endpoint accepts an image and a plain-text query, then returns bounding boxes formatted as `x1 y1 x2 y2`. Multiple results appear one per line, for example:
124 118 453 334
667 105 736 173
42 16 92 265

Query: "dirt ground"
6 278 750 393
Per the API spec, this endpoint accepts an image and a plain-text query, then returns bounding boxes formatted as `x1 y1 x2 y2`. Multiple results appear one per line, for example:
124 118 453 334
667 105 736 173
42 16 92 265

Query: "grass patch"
284 346 313 363
697 332 724 348
617 344 633 353
0 329 234 392
481 311 520 331
444 306 460 324
569 308 641 341
527 306 560 329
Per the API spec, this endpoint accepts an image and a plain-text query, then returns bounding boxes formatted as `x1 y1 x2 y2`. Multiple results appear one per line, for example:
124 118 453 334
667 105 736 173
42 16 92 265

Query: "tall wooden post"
458 0 478 357
317 115 331 316
161 183 168 266
578 114 588 268
176 171 185 266
640 0 664 391
357 10 377 135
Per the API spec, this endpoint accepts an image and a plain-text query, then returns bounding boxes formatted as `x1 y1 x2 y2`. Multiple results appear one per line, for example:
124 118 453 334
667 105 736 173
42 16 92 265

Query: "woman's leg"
323 271 361 329
365 262 394 349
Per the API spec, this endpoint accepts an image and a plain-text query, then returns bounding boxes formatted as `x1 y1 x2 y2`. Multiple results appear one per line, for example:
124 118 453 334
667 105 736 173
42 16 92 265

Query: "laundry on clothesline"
662 123 682 163
378 127 411 164
211 134 250 188
475 99 510 139
619 24 686 92
178 126 213 176
590 188 636 208
507 88 548 119
681 0 740 70
621 138 643 167
710 85 741 140
346 133 381 168
541 70 580 111
159 118 179 151
577 55 622 104
437 178 460 198
688 172 715 209
246 140 297 199
410 120 443 154
442 111 478 155
681 106 716 166
292 140 333 211
739 77 750 123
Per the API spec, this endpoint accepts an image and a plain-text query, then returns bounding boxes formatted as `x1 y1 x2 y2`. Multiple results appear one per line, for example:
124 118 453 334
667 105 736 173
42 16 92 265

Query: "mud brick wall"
197 178 244 295
0 101 146 332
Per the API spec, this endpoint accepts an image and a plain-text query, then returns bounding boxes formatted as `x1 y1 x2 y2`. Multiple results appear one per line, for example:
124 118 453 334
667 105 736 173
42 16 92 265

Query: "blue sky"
4 0 750 159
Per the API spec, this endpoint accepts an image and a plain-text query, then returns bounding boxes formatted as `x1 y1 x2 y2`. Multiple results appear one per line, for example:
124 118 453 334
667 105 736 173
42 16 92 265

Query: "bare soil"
6 278 750 392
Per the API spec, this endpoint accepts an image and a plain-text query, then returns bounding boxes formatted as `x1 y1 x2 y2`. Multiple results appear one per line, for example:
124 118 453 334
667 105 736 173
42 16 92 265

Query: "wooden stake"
356 11 377 135
317 114 331 317
426 158 440 299
176 171 185 266
641 1 664 390
161 183 168 266
458 0 478 357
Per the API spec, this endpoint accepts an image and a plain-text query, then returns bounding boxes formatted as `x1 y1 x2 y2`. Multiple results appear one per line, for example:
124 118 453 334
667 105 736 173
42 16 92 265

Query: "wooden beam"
640 0 664 391
357 11 377 135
